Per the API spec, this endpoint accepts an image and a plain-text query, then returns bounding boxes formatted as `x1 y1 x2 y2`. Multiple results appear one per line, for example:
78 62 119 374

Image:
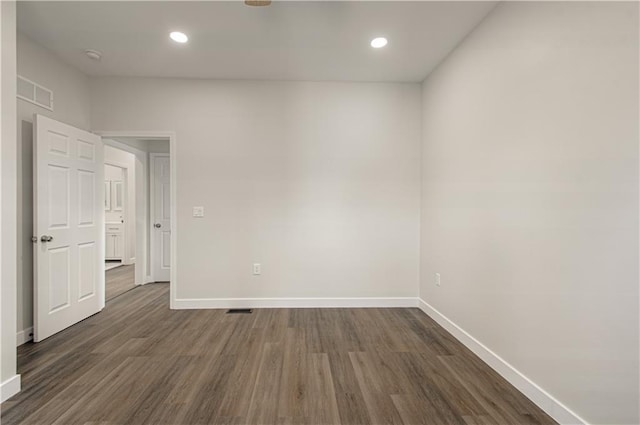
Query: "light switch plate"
193 206 204 218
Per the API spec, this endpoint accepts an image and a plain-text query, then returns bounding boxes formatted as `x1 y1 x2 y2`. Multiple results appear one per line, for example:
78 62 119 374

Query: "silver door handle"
154 223 161 228
40 235 53 242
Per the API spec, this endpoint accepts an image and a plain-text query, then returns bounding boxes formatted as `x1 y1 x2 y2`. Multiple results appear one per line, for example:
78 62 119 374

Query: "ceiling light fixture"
170 31 189 43
85 49 102 61
245 0 272 6
370 37 388 48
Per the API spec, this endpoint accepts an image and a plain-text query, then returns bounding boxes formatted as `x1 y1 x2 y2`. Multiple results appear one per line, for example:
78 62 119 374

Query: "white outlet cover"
193 206 204 217
253 263 261 275
435 272 441 286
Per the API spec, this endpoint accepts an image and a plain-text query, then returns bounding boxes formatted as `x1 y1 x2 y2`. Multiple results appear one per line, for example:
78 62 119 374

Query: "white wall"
113 137 170 154
104 163 123 181
1 0 19 400
419 2 639 424
91 79 422 303
16 32 91 335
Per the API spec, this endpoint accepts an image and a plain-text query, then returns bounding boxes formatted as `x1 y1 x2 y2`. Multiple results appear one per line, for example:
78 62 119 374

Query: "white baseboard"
16 327 33 346
417 299 587 425
0 374 21 403
173 297 419 309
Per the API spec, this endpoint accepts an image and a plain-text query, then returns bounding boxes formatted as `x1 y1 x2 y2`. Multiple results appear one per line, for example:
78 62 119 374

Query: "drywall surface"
91 79 421 301
16 32 91 334
1 0 18 389
420 2 639 423
112 137 170 154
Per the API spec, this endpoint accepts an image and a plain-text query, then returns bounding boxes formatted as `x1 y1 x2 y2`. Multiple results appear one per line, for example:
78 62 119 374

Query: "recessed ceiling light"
85 49 102 61
245 0 272 6
370 37 388 48
170 31 188 43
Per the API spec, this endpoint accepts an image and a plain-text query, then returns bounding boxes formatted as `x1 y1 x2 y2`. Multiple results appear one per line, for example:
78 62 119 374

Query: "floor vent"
226 308 253 314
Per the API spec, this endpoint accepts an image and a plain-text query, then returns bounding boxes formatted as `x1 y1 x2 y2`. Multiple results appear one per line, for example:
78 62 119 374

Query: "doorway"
99 134 174 301
104 147 137 300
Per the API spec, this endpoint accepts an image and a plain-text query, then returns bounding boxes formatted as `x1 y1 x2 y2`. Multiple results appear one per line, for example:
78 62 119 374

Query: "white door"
151 154 170 281
34 115 104 342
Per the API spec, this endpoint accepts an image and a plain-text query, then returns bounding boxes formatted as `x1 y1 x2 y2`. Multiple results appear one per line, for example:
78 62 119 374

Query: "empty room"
0 1 638 424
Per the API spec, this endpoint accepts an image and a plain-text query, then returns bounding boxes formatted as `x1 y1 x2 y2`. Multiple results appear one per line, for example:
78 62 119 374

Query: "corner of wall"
1 0 19 398
416 298 588 425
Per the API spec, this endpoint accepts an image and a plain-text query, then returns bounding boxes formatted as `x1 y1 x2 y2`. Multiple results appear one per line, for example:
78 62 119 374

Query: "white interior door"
151 154 170 281
34 114 104 342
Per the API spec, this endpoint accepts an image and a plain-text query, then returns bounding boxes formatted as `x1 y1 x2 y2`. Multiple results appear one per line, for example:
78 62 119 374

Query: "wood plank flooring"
105 264 135 301
1 284 557 425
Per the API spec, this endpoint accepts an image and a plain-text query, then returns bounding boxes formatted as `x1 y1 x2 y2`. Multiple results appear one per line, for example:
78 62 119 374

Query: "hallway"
106 264 135 301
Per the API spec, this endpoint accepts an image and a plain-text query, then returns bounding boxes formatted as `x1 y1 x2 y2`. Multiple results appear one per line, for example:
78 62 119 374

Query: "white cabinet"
105 223 124 260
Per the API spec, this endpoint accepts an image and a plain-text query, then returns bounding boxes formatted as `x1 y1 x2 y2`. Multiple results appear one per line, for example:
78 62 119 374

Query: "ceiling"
17 1 497 82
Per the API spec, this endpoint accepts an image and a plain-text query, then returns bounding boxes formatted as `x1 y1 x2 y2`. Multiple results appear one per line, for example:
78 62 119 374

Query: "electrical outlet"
253 263 261 275
435 272 441 287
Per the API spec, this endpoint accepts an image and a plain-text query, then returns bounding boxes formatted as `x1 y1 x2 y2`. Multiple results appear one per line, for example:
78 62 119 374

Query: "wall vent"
17 75 53 111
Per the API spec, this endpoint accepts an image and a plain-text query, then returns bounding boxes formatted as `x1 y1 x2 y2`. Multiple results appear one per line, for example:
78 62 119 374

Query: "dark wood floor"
1 284 556 425
105 264 135 301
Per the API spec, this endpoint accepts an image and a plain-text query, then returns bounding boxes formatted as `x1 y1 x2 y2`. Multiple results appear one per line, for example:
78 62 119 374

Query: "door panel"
48 165 70 227
48 246 70 312
152 154 171 281
78 242 96 301
34 114 104 342
78 170 96 226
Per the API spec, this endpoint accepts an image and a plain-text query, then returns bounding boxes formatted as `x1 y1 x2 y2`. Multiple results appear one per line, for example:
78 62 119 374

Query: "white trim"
174 297 419 309
0 375 21 403
417 298 588 425
16 326 33 346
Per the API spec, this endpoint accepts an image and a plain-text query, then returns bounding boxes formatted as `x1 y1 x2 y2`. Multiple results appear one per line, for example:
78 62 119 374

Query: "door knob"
40 235 53 242
154 223 161 228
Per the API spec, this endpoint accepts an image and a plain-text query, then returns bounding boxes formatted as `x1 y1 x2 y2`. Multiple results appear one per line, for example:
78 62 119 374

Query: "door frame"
150 153 170 282
95 131 177 309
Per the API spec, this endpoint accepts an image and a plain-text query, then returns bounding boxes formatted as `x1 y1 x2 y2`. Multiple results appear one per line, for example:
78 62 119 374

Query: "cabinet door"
113 233 124 259
105 234 115 259
104 181 111 211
